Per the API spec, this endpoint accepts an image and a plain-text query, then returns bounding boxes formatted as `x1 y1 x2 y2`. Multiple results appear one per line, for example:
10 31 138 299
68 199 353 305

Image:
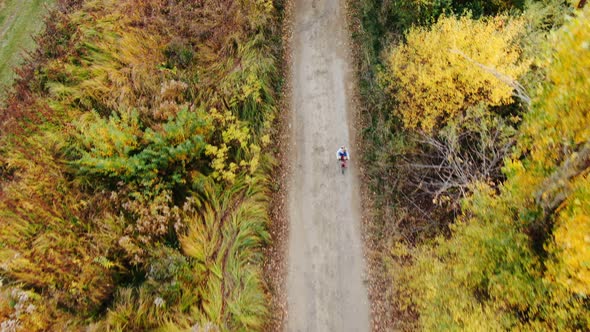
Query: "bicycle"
339 155 347 175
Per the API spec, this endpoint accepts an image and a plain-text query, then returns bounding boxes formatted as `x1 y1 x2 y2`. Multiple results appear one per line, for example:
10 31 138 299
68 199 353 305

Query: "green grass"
0 0 53 95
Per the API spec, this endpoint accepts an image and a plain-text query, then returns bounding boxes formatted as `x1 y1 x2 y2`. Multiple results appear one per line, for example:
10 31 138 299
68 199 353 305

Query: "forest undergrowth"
351 0 589 330
0 0 284 330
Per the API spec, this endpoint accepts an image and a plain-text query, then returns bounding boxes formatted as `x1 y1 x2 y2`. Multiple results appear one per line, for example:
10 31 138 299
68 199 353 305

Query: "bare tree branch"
404 124 515 205
535 141 590 215
450 48 531 107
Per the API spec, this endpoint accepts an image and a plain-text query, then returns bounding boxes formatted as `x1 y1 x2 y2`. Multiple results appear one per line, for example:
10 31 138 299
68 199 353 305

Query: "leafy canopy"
381 14 528 132
399 6 590 330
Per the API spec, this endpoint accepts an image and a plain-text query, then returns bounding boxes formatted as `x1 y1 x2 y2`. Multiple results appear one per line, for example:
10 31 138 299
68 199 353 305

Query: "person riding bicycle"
336 146 349 161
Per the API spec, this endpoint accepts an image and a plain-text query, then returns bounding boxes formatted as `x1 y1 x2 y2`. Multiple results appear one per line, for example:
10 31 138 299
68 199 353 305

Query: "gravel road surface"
286 0 370 331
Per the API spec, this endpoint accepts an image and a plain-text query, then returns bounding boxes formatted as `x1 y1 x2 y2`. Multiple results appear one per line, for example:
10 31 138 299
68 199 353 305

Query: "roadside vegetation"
351 0 589 330
0 0 54 96
0 0 283 330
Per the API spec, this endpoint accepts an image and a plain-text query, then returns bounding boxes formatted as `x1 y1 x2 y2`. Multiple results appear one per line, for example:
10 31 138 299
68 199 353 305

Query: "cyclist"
336 146 349 161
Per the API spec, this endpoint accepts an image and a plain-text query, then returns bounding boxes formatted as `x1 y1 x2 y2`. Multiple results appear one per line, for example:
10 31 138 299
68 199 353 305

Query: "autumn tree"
517 5 590 300
397 7 590 330
381 14 528 132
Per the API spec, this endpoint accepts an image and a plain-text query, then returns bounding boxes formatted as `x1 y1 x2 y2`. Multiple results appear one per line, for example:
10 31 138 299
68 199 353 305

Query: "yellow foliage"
399 7 590 330
518 6 590 166
205 108 261 183
495 6 590 327
546 176 590 295
382 15 528 132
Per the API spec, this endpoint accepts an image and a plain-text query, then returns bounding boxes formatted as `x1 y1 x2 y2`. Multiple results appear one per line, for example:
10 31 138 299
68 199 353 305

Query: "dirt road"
286 0 370 331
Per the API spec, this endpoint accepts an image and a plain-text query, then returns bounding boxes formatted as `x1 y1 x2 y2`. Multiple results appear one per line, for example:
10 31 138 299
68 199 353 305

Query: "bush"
164 39 195 69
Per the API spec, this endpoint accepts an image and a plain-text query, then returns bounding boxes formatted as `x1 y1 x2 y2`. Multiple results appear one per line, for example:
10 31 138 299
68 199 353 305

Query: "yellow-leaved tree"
519 5 590 298
381 15 528 132
396 7 590 330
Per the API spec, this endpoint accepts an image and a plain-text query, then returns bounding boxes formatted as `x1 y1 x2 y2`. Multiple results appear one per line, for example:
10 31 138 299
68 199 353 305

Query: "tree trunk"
535 142 590 215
